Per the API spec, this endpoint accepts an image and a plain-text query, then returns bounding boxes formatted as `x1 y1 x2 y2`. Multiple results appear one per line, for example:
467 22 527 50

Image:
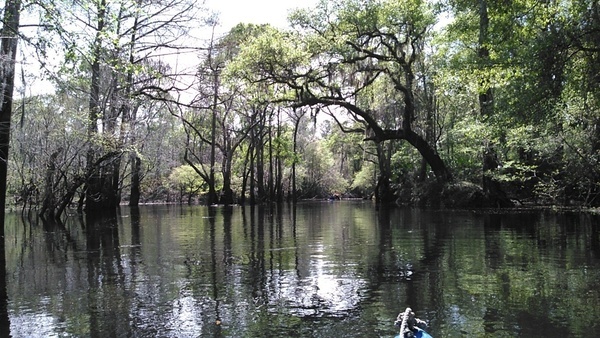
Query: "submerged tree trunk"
129 155 141 206
40 148 63 219
221 159 234 205
85 0 113 214
374 142 394 203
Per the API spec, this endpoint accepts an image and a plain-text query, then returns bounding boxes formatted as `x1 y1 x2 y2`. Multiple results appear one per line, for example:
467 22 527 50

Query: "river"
3 201 600 337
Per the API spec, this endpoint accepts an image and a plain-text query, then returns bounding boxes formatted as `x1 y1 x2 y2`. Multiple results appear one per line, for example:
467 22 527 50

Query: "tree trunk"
207 72 219 205
276 153 284 203
478 0 494 117
0 0 20 215
374 142 395 204
85 0 108 214
482 143 512 207
291 115 301 203
250 138 256 205
268 124 274 202
126 14 141 207
420 61 437 182
276 116 284 203
0 1 21 334
220 157 235 205
240 143 251 205
129 155 141 206
111 156 122 206
593 119 600 152
56 176 85 221
40 148 63 219
404 130 452 182
477 0 512 207
256 126 265 201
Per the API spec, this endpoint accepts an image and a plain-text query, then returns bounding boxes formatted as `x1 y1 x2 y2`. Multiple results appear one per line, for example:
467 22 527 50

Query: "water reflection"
3 203 600 337
0 214 9 337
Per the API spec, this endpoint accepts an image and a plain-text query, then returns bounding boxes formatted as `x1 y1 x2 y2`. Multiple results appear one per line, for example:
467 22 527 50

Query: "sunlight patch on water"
9 310 66 337
261 243 368 318
167 294 203 336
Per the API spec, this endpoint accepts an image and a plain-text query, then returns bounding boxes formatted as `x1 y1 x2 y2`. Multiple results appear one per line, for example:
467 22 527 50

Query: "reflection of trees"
5 205 600 336
84 213 128 337
591 215 600 258
237 203 377 334
0 269 7 337
0 216 9 336
130 206 141 252
248 205 267 305
428 211 600 337
10 211 134 337
207 207 223 336
360 207 451 327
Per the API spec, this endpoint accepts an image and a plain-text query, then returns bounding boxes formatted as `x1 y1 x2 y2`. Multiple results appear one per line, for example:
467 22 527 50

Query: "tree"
449 0 513 206
168 164 205 204
439 0 600 205
321 118 373 196
298 139 348 198
233 0 452 204
185 25 221 205
0 0 21 333
0 0 21 217
287 107 309 201
19 0 204 215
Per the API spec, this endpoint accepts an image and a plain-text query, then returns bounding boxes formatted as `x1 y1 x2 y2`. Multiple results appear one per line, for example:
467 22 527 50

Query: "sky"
206 0 317 33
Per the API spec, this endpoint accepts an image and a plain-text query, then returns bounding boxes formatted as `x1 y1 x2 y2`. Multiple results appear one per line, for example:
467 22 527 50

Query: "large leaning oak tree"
233 0 451 203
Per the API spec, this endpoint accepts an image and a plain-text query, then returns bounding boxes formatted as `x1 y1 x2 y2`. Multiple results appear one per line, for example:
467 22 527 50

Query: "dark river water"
3 202 600 337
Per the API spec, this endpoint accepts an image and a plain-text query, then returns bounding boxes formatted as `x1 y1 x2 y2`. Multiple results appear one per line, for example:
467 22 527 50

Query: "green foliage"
226 25 310 91
7 0 600 207
442 116 490 180
431 0 600 205
298 140 349 197
272 126 297 166
321 119 365 180
350 162 376 197
168 165 206 202
390 143 422 176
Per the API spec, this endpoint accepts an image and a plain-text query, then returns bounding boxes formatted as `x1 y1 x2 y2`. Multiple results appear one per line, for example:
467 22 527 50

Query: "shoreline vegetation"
3 0 600 221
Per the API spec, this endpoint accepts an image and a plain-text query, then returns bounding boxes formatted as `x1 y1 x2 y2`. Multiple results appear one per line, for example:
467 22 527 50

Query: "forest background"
1 0 599 221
